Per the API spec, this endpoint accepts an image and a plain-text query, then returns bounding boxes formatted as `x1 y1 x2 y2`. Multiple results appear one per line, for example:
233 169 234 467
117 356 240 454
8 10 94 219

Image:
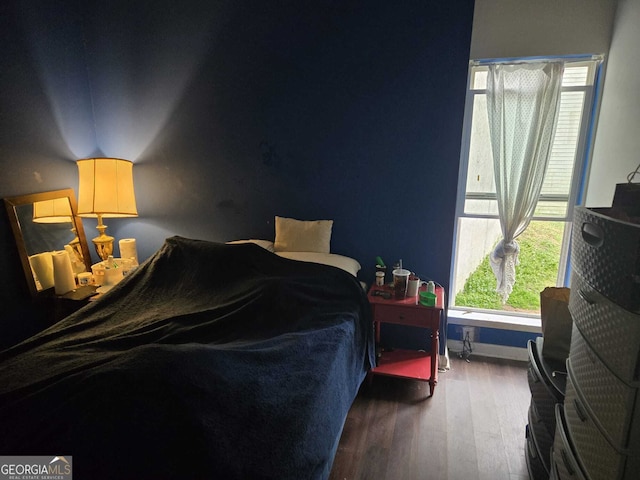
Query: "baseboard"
447 339 528 362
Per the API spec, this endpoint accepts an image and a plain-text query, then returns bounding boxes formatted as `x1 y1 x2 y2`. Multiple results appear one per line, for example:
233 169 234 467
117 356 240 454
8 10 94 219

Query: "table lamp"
77 158 138 261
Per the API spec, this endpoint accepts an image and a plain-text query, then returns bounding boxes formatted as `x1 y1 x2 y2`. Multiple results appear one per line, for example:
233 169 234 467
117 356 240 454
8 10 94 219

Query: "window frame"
449 55 604 320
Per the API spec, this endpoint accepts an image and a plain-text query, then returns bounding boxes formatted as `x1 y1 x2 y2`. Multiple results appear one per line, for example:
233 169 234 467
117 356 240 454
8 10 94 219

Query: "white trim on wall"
447 339 529 362
470 0 617 60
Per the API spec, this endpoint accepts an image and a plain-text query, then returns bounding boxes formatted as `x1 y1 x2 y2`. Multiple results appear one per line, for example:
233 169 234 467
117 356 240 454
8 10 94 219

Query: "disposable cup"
392 268 410 299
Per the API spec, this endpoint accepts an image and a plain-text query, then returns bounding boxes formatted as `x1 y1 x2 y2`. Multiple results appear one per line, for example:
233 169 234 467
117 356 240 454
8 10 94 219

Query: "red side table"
367 284 444 397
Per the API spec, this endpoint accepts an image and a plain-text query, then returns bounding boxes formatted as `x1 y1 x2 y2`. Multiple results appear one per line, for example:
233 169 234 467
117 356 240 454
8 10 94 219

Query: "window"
450 57 602 318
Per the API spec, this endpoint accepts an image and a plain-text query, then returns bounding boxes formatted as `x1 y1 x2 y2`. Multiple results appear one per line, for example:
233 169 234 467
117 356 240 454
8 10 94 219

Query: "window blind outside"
535 90 585 216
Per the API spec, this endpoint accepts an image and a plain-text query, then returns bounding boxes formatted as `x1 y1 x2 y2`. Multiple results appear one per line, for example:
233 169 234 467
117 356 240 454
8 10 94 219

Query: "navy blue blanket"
0 237 374 479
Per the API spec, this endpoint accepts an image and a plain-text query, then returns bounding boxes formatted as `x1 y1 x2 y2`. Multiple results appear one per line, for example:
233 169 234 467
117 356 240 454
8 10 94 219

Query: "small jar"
77 272 93 286
427 280 435 294
375 271 385 286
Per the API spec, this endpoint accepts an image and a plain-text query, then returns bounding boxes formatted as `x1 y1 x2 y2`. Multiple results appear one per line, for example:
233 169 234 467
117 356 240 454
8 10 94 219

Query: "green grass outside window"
455 221 564 313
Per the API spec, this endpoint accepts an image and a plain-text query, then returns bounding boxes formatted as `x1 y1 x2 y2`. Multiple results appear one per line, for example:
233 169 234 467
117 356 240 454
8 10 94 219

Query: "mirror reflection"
18 201 86 289
3 189 92 298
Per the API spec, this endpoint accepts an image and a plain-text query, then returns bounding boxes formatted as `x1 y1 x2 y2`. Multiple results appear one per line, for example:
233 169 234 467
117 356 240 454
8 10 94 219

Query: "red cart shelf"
368 284 443 397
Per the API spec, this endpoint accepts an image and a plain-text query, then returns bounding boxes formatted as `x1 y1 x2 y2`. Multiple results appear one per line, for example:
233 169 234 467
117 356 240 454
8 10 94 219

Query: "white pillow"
274 216 333 253
226 239 275 252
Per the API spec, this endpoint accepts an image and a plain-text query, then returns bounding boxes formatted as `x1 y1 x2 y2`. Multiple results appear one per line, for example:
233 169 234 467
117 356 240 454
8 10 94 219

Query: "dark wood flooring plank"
444 358 481 480
413 374 448 480
490 360 530 478
354 378 399 479
330 393 368 479
465 360 512 480
387 381 443 480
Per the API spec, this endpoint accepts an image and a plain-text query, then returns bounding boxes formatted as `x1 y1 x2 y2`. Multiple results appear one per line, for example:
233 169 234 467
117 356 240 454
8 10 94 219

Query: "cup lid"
392 268 410 276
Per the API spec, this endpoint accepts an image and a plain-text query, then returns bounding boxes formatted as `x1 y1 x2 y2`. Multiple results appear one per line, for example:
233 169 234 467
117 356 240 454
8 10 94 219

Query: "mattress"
227 239 362 277
275 251 362 277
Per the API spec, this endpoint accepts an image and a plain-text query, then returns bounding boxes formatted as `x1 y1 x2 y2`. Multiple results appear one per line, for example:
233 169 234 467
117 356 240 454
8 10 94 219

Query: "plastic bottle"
392 260 401 287
106 255 118 269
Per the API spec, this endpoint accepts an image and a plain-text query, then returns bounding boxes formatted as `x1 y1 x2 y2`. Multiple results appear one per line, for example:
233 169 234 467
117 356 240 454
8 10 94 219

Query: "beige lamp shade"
33 196 86 266
77 158 137 261
32 198 73 223
77 158 138 217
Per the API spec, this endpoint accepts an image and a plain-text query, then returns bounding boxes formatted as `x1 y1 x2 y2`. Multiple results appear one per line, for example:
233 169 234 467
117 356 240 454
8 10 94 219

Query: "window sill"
447 308 542 333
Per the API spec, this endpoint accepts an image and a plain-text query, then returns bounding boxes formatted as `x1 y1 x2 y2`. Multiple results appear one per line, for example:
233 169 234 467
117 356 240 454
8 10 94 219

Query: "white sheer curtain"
486 62 564 303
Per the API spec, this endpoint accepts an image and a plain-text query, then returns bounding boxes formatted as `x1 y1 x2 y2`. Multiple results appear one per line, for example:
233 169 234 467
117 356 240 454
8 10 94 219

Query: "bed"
0 236 374 479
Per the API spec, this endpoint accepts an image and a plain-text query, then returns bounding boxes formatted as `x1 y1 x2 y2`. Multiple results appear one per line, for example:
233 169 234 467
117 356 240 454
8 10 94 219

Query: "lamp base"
92 232 114 261
68 235 85 264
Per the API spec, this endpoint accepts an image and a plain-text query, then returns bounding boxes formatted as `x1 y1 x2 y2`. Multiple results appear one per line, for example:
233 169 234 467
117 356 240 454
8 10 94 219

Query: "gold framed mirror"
3 188 92 298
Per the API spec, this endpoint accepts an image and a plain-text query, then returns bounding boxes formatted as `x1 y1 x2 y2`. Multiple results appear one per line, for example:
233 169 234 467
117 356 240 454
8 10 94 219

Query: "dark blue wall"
0 0 474 347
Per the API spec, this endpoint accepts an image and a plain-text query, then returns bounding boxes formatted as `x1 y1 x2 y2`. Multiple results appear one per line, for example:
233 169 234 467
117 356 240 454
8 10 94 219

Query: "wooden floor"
329 355 531 480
